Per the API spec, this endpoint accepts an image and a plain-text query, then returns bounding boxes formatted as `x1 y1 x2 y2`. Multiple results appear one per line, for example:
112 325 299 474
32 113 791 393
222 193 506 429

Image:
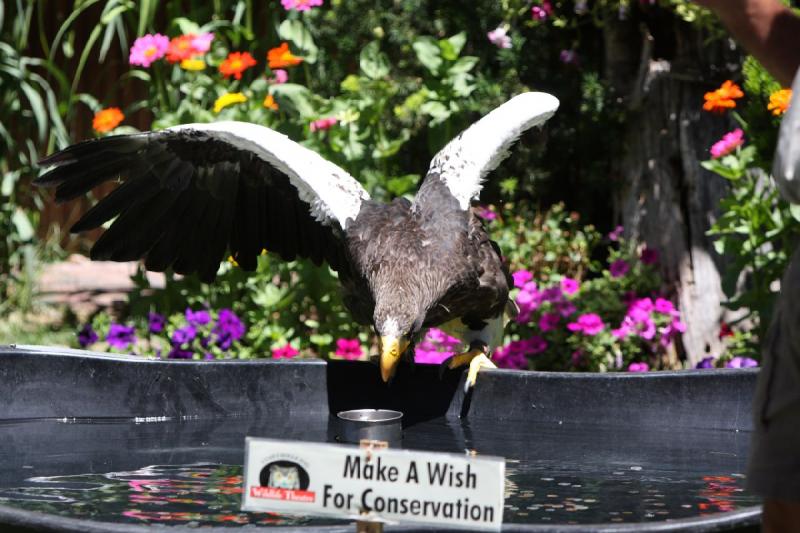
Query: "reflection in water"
0 464 341 527
0 461 760 526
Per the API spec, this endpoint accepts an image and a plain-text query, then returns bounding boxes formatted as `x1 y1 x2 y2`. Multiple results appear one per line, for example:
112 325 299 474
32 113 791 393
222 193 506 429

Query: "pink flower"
541 286 563 302
281 0 323 11
608 225 624 241
628 362 650 372
559 49 579 65
335 338 363 360
512 270 533 289
477 205 498 221
609 259 629 278
487 26 512 49
539 312 560 332
129 33 169 67
310 117 338 132
190 32 214 54
272 343 299 359
640 247 659 265
567 313 605 336
531 1 552 20
710 128 744 159
272 69 289 84
560 277 580 295
494 337 546 369
654 297 676 316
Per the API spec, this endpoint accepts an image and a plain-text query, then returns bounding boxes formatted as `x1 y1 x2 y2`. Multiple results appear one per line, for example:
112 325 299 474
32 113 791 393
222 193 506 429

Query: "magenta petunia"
310 117 338 132
710 128 744 159
567 313 605 336
609 259 629 278
272 343 299 359
726 356 758 368
281 0 323 11
512 270 533 289
560 277 580 295
608 225 624 241
654 297 676 316
335 338 363 360
129 33 169 67
538 312 560 332
640 247 660 265
628 362 650 372
559 49 579 65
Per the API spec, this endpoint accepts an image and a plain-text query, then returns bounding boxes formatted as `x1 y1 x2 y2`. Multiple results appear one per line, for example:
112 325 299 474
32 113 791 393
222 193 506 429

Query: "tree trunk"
607 13 743 365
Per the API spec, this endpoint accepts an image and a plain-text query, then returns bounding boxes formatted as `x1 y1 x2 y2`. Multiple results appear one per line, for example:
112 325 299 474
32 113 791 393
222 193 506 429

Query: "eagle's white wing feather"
427 92 560 209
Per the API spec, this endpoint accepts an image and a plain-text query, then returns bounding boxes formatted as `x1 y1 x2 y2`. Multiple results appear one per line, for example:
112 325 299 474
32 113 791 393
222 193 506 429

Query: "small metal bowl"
335 409 403 445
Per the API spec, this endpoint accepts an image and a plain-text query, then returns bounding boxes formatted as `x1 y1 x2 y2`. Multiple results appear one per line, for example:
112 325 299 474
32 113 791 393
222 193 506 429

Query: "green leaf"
412 37 442 73
271 83 314 118
11 208 34 241
19 81 47 142
278 19 318 64
447 56 478 75
789 203 800 223
359 41 389 80
385 174 419 196
310 333 333 346
340 74 360 93
172 17 201 35
441 32 466 60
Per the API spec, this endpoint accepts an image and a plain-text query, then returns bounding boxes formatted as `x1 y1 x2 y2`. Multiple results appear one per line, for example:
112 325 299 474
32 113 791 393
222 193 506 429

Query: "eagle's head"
373 301 425 383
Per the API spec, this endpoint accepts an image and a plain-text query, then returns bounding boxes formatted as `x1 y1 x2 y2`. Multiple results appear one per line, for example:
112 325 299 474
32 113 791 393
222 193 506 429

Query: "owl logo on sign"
267 464 301 489
259 460 310 491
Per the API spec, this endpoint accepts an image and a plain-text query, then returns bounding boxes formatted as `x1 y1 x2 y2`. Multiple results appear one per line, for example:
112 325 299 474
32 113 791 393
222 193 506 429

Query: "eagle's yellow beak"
379 336 410 382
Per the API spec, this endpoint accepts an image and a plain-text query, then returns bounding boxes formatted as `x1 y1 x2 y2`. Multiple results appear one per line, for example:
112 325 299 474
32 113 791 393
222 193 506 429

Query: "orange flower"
267 42 303 69
768 88 792 116
262 94 279 110
703 80 744 113
219 51 257 80
166 34 195 63
92 107 124 133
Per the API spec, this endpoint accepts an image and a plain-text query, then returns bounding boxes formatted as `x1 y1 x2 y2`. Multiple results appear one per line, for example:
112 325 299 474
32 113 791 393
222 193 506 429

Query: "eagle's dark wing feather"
37 122 369 282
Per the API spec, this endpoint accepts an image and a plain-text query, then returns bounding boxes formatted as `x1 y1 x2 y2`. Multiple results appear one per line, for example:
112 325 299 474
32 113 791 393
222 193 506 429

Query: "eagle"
36 92 559 388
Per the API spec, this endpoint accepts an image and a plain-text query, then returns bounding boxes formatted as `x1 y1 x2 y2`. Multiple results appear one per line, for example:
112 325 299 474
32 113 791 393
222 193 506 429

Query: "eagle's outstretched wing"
415 92 560 210
36 122 369 281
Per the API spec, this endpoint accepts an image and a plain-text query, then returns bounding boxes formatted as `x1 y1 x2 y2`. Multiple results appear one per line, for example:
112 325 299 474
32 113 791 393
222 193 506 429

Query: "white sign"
241 438 505 530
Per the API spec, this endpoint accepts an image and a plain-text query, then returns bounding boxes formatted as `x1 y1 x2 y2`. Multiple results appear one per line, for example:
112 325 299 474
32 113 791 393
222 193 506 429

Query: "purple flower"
560 277 580 295
726 357 758 369
640 247 660 265
171 325 197 346
559 49 579 65
539 312 560 332
556 300 577 317
628 298 654 322
129 34 169 67
335 338 363 360
567 313 605 336
512 270 533 289
541 286 563 303
212 309 245 350
148 312 165 334
107 323 136 350
494 338 545 370
531 1 553 20
167 347 194 359
77 324 98 348
487 26 512 49
185 307 211 326
608 225 624 241
515 283 542 323
696 356 715 369
628 362 650 372
609 259 629 278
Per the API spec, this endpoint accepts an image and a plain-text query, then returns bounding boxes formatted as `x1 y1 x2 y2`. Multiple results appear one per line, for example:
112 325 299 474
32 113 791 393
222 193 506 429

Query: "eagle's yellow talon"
465 353 496 392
